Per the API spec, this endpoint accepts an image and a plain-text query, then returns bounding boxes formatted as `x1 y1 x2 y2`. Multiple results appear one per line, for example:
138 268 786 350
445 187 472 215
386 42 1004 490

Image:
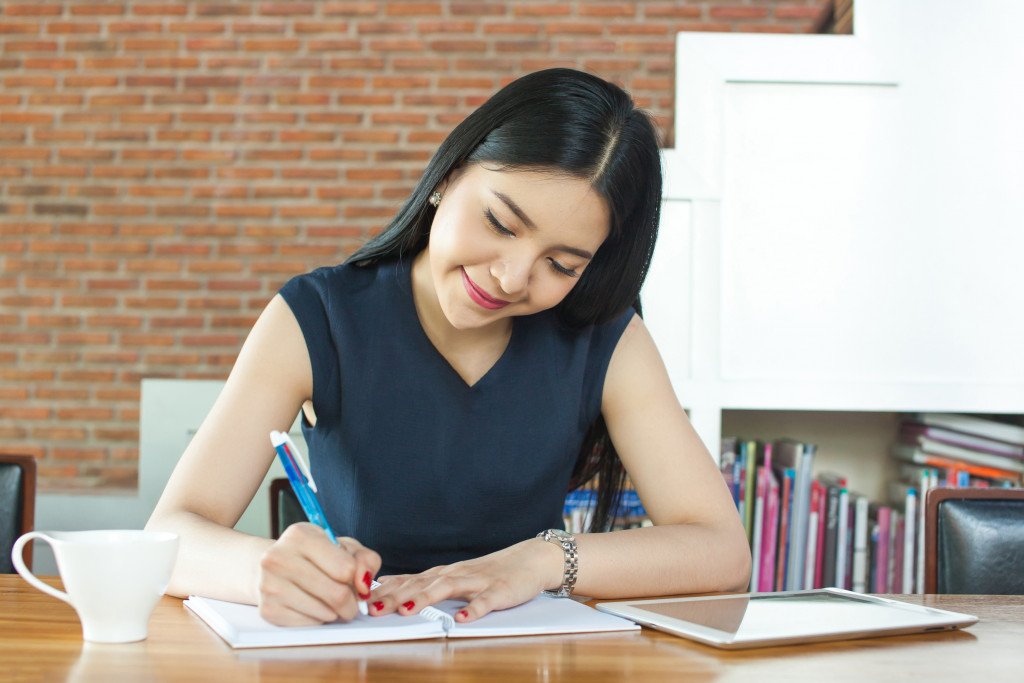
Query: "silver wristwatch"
536 528 578 597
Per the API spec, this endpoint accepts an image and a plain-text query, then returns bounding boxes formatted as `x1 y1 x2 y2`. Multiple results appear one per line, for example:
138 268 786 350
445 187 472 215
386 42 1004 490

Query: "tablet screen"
597 590 978 648
638 592 945 638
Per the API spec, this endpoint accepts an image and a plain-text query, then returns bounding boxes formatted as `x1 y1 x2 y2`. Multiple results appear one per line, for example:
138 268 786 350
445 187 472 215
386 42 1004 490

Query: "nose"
490 256 530 298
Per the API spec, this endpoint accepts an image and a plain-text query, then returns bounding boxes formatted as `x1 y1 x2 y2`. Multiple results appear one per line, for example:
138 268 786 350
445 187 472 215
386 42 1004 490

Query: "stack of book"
891 413 1024 488
722 415 1023 595
724 437 920 594
721 438 840 594
888 413 1024 593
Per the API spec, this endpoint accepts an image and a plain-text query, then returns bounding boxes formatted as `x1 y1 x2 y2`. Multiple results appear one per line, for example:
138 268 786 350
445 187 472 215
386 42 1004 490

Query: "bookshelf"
642 0 1024 481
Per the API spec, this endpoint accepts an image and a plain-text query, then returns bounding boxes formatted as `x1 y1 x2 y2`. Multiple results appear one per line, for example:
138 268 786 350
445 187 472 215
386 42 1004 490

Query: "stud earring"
429 191 442 208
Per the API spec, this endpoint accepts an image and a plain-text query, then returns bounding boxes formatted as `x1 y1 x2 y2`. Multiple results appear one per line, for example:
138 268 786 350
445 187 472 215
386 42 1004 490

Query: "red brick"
289 20 361 35
776 5 830 20
131 4 189 16
386 3 441 15
69 4 126 16
366 39 425 52
418 20 475 33
322 2 379 16
645 4 703 19
710 6 771 20
6 4 63 15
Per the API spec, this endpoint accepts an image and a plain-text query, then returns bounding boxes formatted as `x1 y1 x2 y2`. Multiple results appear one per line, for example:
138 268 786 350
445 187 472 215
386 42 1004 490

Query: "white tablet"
595 588 978 650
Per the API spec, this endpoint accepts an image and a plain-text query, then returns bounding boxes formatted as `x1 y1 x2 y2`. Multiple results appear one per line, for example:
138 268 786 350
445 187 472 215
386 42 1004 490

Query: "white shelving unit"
642 0 1024 495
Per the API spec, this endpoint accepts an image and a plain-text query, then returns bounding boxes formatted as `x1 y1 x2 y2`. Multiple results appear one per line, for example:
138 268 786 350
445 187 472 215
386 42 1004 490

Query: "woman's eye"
485 209 515 237
549 259 579 278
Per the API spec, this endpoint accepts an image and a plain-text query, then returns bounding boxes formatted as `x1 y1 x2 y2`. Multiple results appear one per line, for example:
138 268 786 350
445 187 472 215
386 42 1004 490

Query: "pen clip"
270 430 319 494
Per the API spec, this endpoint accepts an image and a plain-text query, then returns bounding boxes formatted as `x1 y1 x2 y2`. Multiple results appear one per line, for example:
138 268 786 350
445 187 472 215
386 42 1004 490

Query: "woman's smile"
461 267 511 310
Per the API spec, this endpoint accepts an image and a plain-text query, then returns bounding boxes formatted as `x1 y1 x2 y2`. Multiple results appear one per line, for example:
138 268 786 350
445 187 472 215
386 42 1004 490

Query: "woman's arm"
145 294 380 624
569 313 752 598
367 314 749 621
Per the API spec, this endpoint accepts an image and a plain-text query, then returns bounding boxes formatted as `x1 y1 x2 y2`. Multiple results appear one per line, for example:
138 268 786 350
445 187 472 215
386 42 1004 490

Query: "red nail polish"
457 610 468 619
402 601 415 611
363 571 372 587
359 592 371 600
373 601 384 611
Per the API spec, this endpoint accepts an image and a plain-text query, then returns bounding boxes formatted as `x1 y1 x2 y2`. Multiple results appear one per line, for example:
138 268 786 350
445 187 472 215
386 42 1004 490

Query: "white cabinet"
643 0 1024 485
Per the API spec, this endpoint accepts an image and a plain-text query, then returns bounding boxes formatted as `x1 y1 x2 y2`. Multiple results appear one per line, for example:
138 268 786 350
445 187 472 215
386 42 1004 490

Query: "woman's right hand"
256 523 381 626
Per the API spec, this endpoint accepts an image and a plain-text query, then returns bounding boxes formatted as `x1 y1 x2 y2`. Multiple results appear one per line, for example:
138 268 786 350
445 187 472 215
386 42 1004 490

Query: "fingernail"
359 592 371 600
373 601 384 611
363 571 372 587
402 601 415 611
457 610 468 619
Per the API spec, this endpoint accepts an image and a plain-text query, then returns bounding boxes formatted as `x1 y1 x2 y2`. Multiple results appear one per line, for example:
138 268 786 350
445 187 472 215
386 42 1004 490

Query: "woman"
147 68 750 627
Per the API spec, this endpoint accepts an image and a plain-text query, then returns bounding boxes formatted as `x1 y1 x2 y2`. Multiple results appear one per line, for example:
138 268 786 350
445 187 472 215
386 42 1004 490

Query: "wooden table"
2 575 1022 681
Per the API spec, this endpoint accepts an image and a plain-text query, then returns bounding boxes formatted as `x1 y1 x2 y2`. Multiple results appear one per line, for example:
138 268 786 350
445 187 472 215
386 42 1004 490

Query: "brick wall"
1 0 833 493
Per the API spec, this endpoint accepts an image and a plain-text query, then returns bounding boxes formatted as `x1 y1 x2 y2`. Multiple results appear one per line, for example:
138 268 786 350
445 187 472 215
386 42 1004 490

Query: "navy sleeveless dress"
279 258 633 575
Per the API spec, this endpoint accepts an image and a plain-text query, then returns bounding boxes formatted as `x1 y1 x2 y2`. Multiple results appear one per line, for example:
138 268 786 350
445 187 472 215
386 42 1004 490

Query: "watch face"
548 529 572 541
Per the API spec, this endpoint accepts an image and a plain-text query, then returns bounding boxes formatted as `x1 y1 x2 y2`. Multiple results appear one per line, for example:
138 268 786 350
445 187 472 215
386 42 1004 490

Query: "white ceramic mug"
11 529 179 643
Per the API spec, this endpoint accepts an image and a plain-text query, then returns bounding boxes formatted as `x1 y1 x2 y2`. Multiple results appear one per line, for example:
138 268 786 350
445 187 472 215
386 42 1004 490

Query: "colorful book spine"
835 488 850 590
804 480 821 590
902 489 917 593
822 484 840 587
875 506 891 593
749 465 765 592
742 440 758 545
775 468 795 591
852 496 870 593
814 481 827 589
760 464 779 593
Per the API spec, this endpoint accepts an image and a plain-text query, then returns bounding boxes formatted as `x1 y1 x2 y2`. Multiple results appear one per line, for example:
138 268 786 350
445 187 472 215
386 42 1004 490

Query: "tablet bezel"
594 588 978 650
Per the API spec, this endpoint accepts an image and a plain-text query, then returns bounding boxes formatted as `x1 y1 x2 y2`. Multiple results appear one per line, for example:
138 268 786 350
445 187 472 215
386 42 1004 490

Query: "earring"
429 191 442 208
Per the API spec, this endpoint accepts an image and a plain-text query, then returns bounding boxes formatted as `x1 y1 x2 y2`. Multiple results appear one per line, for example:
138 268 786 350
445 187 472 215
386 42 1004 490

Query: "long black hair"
349 68 663 532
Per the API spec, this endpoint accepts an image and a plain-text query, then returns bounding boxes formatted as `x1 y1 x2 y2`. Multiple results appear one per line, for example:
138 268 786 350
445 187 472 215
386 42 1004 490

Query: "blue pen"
270 430 368 616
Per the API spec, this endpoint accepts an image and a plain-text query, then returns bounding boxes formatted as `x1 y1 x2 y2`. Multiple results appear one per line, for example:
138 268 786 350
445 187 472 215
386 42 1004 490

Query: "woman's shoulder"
281 258 407 303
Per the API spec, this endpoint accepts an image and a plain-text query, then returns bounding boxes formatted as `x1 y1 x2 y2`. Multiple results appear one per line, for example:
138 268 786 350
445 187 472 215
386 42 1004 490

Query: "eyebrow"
491 190 595 260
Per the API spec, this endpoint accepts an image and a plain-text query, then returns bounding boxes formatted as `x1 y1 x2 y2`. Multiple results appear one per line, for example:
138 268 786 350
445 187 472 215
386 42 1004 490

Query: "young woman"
146 68 750 627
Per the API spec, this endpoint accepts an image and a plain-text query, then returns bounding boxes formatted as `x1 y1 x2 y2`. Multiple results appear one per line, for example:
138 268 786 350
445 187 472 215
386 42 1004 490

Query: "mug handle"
12 532 74 606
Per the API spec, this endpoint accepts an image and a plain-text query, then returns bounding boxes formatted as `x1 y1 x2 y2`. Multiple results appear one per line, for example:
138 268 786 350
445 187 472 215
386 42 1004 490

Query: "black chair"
1 453 37 573
269 478 305 540
924 487 1024 594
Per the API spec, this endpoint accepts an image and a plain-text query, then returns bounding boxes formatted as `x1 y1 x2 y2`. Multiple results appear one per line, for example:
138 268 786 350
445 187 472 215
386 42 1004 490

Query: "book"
760 464 780 592
851 496 870 594
902 488 917 593
835 488 850 590
775 468 795 591
843 499 856 590
821 482 841 588
891 445 1023 482
901 422 1024 460
914 413 1024 447
749 465 765 592
900 436 1024 473
742 440 758 544
775 440 816 592
184 593 639 649
813 480 827 589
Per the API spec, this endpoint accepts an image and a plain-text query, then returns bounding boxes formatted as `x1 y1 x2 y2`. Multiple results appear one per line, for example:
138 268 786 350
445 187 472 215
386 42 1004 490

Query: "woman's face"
423 163 611 331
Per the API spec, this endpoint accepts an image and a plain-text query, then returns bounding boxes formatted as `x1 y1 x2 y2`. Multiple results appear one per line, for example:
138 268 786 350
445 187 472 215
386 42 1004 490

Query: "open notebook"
184 593 639 649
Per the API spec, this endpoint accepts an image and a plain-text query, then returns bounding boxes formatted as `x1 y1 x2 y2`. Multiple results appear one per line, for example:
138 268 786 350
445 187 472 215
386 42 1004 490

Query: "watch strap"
536 529 578 597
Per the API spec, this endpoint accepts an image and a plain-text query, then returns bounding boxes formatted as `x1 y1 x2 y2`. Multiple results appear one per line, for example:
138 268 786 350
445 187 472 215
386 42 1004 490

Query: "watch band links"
536 529 578 597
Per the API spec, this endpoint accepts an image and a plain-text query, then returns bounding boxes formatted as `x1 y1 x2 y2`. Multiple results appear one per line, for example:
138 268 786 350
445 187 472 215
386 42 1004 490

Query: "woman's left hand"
367 538 564 622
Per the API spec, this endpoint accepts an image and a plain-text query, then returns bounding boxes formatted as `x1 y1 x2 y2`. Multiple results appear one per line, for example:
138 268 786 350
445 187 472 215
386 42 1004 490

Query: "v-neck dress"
279 258 634 575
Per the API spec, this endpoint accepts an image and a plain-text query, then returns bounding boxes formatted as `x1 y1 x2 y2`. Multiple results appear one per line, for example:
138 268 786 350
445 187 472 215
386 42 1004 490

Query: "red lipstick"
461 268 509 310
